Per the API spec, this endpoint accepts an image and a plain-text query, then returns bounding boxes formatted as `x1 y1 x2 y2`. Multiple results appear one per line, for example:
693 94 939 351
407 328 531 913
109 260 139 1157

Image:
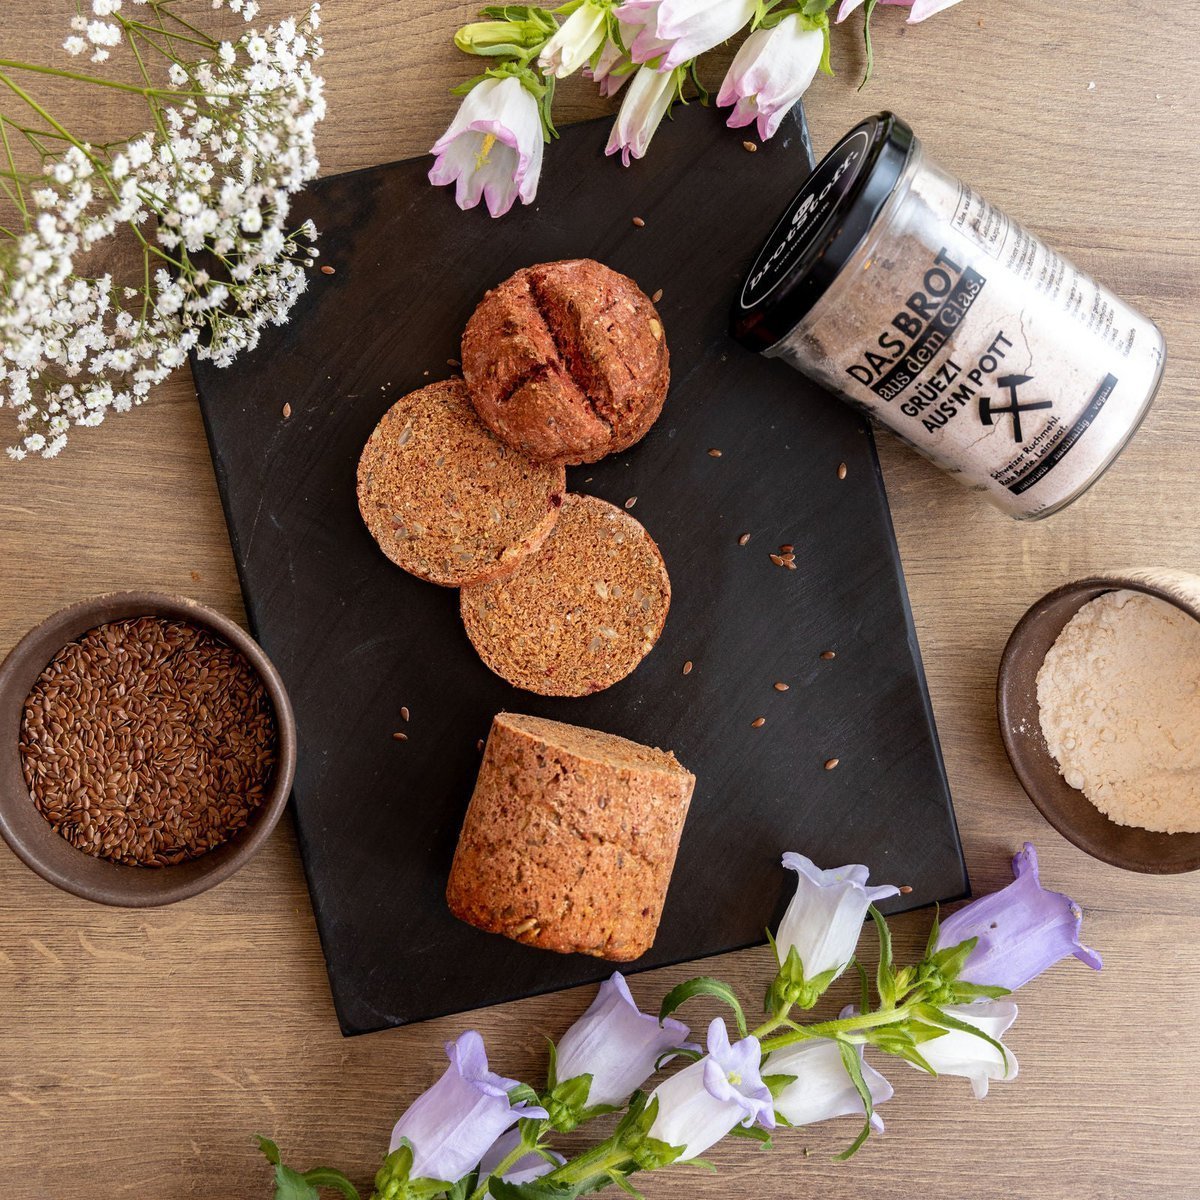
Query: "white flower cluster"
1 0 325 460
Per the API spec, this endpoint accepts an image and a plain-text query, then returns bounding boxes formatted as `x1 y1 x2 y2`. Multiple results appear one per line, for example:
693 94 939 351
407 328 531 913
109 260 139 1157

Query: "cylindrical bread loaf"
446 713 695 961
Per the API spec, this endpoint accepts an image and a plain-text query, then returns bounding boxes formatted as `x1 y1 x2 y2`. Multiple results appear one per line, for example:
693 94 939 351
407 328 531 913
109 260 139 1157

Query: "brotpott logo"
739 129 870 310
845 248 987 402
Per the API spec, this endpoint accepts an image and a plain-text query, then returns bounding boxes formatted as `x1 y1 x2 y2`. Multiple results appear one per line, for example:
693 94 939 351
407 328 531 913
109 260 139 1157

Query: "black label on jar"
739 128 871 311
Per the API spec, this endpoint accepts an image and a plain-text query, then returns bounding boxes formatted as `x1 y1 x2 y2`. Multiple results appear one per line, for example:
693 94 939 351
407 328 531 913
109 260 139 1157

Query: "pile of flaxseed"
19 616 277 867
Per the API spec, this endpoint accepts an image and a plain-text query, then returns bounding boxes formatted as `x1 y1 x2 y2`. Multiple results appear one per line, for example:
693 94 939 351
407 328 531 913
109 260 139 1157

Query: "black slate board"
192 104 968 1036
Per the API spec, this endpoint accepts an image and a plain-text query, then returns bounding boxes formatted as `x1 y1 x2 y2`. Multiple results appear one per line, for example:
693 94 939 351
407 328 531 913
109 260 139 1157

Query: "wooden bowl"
998 570 1200 874
0 592 296 906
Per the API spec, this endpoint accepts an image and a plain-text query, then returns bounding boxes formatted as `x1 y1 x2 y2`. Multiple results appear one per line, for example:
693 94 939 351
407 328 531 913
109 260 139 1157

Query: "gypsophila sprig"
256 842 1099 1200
0 0 325 460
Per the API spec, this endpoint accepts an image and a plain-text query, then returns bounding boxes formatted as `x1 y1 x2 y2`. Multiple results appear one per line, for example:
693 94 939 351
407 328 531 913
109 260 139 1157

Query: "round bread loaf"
460 494 670 696
356 378 566 586
446 712 696 960
461 259 669 466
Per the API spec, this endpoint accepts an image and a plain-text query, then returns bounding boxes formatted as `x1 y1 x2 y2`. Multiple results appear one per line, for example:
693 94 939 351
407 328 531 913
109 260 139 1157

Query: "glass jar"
732 113 1166 520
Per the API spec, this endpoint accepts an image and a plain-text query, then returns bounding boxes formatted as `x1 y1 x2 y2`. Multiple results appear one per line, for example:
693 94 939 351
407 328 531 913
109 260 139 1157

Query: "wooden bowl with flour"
998 570 1200 874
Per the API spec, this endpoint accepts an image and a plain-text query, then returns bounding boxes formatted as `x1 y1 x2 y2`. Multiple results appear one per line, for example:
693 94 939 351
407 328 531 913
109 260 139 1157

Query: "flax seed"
752 717 766 728
652 288 663 303
738 532 751 546
899 885 913 895
837 462 848 480
682 660 693 675
320 264 335 275
632 216 645 227
774 682 789 692
18 617 277 868
625 496 637 509
392 731 408 741
780 544 794 554
770 553 785 567
400 706 410 722
824 757 840 770
282 402 292 419
708 448 723 457
743 141 758 153
820 650 836 660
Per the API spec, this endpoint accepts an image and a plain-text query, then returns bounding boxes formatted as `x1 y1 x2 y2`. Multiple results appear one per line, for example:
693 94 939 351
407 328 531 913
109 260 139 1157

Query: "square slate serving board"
192 104 968 1036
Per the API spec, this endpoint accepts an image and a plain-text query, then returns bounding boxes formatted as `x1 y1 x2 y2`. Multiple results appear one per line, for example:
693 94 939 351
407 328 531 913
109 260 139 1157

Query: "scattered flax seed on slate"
682 660 693 676
743 140 758 153
752 717 766 728
447 357 461 368
320 264 335 275
400 706 410 722
625 496 637 509
769 553 785 567
652 288 664 303
282 402 292 419
392 731 408 742
899 885 914 895
632 216 645 227
780 543 794 553
824 757 840 770
477 738 485 752
837 462 848 480
708 448 722 457
774 682 789 692
820 650 837 660
738 532 751 546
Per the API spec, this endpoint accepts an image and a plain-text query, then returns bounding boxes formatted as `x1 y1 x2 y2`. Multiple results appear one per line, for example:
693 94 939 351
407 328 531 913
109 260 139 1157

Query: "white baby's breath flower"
63 36 88 56
3 4 324 459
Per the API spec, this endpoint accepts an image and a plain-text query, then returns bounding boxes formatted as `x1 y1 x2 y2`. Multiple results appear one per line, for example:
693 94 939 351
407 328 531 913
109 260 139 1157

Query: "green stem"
467 1137 537 1200
545 1138 629 1187
0 59 208 98
0 110 28 223
760 1001 922 1054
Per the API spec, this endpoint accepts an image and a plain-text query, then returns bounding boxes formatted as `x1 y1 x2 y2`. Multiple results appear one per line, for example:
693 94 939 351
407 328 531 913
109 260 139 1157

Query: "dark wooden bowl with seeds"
0 591 296 906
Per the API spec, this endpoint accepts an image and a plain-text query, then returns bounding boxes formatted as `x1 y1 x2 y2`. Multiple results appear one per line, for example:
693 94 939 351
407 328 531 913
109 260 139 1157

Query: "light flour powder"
1036 590 1200 833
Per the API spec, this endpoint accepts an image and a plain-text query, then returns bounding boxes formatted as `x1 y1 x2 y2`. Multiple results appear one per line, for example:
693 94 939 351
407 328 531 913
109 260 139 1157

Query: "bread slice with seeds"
462 259 669 467
356 378 565 586
446 712 695 960
460 493 670 696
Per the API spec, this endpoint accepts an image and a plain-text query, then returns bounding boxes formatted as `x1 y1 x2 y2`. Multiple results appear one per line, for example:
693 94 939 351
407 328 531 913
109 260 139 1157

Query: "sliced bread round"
460 494 671 696
356 378 566 586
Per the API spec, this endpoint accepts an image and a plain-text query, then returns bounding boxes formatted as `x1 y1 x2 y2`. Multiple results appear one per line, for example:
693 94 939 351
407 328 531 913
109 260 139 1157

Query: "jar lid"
731 112 915 352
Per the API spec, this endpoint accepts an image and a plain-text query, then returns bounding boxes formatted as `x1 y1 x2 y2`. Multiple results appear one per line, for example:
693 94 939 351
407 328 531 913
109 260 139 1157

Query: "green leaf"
491 1180 590 1200
924 904 942 961
858 0 879 89
301 1169 360 1200
508 1082 545 1109
762 1072 797 1100
608 1172 645 1199
853 959 870 1018
929 935 979 981
273 1165 318 1200
659 977 747 1038
834 1039 874 1162
257 1136 282 1167
727 1124 774 1149
917 1004 1012 1074
546 1036 559 1091
868 904 895 1007
551 1073 594 1116
947 981 1012 1003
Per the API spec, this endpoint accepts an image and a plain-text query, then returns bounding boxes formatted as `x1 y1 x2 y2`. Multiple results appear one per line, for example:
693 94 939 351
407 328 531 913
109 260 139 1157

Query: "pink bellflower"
716 15 825 142
428 75 544 217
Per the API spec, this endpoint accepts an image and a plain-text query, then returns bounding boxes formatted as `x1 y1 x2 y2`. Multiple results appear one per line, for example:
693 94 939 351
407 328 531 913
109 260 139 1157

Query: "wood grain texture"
1 2 1198 1197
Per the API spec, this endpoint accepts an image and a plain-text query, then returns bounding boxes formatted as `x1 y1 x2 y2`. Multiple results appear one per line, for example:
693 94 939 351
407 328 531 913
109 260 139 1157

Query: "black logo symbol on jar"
979 374 1053 443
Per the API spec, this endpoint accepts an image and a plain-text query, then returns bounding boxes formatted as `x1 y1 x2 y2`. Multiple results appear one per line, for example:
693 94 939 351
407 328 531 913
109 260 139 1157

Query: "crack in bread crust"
461 259 669 467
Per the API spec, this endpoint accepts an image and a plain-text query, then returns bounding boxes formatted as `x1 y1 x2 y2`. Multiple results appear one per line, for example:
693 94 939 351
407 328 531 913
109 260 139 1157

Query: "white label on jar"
774 157 1163 518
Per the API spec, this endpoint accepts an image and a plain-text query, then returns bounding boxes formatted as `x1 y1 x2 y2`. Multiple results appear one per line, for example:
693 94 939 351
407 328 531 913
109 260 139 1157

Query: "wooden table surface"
2 3 1198 1197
